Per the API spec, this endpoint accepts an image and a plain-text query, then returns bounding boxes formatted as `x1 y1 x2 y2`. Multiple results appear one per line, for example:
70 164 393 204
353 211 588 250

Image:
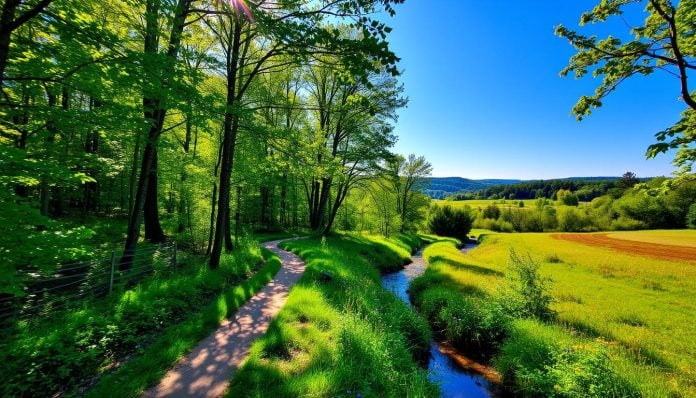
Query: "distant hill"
423 177 521 199
421 176 625 199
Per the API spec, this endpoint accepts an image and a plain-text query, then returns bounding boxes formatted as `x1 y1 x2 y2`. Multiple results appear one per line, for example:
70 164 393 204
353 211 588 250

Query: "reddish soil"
551 233 696 262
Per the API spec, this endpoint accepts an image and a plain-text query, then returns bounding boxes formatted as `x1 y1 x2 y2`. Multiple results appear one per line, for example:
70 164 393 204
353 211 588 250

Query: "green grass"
411 231 696 397
0 238 281 398
226 233 438 397
605 229 696 247
86 248 283 398
434 198 553 210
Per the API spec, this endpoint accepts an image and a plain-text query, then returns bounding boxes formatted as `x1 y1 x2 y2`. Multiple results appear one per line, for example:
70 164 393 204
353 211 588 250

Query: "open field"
553 232 696 262
433 199 542 210
418 230 696 396
605 229 696 248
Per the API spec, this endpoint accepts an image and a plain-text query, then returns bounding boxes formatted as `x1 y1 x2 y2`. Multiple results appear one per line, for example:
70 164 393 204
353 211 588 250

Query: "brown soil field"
551 233 696 262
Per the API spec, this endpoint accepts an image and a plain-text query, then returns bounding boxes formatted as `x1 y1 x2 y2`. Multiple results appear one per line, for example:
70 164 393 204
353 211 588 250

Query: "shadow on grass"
429 255 504 277
558 318 673 372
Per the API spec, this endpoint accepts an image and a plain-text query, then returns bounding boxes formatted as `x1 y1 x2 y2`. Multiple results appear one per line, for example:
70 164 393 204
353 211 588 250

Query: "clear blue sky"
383 0 685 180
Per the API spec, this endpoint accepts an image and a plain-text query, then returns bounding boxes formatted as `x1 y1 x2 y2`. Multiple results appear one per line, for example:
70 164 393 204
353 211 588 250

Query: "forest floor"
142 239 305 398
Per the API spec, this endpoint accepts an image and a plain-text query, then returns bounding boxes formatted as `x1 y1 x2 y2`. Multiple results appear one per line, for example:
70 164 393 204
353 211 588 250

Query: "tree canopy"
556 0 696 178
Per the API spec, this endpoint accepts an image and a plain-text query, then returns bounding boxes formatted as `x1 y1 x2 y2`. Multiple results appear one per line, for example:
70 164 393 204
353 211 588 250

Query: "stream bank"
381 244 500 398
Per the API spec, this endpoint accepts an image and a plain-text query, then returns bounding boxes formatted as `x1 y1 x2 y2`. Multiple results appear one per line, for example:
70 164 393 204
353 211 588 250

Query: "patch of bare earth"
551 233 696 262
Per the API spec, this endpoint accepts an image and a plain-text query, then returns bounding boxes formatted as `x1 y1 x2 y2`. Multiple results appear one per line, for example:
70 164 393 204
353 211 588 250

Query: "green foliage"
496 320 638 397
687 203 696 229
498 250 555 321
428 205 473 242
1 240 270 397
414 287 510 357
557 1 696 177
556 189 579 206
482 203 501 219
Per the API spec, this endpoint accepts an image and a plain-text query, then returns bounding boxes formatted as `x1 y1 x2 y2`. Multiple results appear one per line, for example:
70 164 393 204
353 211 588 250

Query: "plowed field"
551 233 696 262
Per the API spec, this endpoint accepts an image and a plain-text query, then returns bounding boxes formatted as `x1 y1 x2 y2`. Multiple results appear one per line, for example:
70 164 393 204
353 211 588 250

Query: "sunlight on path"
142 239 305 398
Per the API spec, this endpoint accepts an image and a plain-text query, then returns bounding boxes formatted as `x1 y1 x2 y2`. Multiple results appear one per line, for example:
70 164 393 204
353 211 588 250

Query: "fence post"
172 241 177 269
109 250 116 294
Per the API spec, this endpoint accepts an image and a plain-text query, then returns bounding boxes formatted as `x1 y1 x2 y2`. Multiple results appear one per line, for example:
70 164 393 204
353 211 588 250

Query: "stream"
381 243 497 398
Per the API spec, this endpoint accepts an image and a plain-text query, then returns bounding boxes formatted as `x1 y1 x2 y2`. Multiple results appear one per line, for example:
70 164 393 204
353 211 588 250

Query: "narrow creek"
381 243 498 398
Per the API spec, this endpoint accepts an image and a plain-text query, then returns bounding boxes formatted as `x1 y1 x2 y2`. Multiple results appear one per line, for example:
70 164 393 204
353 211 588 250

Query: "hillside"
423 177 520 199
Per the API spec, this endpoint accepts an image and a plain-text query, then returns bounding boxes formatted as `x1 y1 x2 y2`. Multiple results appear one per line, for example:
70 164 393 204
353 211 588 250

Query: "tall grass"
0 238 281 398
411 232 696 397
227 233 438 397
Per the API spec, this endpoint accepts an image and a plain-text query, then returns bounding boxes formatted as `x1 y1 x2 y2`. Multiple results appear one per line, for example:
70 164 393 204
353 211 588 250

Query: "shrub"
498 250 555 321
482 204 501 219
428 205 473 242
557 206 589 232
415 287 510 357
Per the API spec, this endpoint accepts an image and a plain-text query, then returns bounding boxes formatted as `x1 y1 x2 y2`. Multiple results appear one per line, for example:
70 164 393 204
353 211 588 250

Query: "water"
381 244 496 398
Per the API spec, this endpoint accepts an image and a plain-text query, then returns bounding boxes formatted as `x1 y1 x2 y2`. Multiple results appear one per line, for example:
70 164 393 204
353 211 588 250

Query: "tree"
617 171 640 190
556 189 579 206
483 203 501 219
687 203 696 228
395 154 432 231
557 0 696 177
428 205 473 242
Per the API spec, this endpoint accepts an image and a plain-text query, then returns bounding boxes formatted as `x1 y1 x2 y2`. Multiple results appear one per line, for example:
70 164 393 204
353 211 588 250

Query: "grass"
0 238 282 398
226 233 438 397
605 229 696 247
86 247 282 397
411 231 696 397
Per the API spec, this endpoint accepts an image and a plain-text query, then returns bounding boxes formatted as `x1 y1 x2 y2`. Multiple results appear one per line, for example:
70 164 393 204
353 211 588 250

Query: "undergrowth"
0 237 280 398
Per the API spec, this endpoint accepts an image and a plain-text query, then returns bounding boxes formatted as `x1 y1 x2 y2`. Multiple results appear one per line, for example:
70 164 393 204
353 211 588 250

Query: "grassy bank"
227 233 438 397
410 231 695 397
1 238 282 398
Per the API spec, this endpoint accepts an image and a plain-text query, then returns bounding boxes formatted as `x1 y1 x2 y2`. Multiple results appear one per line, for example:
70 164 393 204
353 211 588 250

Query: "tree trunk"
144 151 165 242
260 185 270 230
119 0 190 269
280 173 287 227
209 20 242 269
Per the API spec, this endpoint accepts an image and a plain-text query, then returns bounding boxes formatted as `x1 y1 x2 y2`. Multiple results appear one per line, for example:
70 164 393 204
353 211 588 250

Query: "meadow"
412 230 696 396
433 199 549 211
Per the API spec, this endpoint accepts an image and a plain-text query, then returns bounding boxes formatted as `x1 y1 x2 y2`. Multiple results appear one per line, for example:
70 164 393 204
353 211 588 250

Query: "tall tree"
394 154 432 231
205 0 403 267
557 0 696 178
120 0 192 269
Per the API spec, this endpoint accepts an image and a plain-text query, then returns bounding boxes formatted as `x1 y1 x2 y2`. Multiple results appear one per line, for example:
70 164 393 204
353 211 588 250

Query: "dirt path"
552 233 696 262
142 239 305 398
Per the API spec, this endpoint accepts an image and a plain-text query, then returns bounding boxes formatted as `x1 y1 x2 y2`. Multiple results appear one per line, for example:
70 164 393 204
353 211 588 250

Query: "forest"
0 0 435 293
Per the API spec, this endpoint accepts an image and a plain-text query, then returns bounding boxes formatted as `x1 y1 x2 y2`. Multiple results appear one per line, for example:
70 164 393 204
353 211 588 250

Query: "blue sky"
384 0 685 180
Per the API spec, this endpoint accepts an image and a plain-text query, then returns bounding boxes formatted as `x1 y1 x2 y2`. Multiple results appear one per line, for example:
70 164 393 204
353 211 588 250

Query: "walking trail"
142 238 305 398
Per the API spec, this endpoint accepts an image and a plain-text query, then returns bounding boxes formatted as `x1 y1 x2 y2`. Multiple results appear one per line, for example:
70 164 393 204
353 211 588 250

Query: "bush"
498 250 555 321
473 217 513 233
415 287 510 357
428 205 473 242
496 320 638 397
557 206 590 232
482 204 501 219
